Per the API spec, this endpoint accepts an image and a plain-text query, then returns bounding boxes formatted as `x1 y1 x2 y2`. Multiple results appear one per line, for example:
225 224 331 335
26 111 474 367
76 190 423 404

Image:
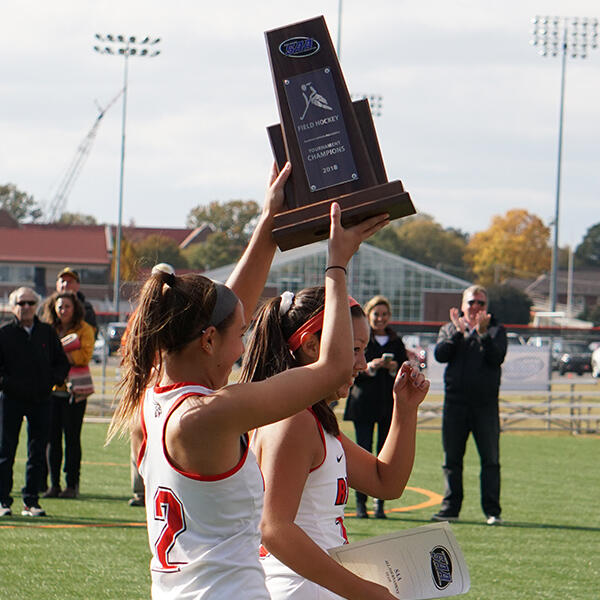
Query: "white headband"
279 291 295 316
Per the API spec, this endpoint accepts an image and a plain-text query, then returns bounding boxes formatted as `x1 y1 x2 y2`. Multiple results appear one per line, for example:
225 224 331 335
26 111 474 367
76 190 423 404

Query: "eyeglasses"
16 300 37 307
467 299 486 307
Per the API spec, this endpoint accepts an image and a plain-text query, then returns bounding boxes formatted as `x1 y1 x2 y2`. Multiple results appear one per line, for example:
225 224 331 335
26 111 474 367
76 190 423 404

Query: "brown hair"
363 294 391 318
240 286 365 436
107 271 236 442
42 291 84 331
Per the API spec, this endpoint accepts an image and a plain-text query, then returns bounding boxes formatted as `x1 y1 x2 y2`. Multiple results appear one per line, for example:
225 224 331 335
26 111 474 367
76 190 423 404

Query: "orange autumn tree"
466 209 551 285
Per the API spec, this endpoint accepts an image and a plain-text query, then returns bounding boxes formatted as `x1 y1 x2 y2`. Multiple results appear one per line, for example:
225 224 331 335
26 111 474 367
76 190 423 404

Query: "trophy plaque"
265 15 416 251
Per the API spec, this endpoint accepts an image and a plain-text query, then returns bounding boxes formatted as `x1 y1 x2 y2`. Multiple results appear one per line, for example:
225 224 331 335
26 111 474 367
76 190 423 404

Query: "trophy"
265 15 416 251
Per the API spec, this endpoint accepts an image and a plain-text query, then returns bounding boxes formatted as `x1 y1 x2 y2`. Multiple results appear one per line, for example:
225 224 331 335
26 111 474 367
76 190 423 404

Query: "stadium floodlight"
93 34 161 315
351 93 384 118
530 16 598 311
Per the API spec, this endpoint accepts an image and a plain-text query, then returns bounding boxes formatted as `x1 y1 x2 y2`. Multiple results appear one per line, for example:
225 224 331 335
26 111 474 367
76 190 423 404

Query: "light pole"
530 16 598 312
93 34 161 316
336 0 343 58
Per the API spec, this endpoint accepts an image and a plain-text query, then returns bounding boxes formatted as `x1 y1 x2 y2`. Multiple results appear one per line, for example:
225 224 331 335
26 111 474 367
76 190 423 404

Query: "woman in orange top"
41 290 95 498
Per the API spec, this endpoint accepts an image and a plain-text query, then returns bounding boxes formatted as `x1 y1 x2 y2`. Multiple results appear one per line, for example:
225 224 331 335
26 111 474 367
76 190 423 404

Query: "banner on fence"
426 345 550 392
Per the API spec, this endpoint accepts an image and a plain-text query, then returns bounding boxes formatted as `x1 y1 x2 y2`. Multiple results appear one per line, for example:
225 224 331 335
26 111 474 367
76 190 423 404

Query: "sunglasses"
16 300 37 307
467 299 486 307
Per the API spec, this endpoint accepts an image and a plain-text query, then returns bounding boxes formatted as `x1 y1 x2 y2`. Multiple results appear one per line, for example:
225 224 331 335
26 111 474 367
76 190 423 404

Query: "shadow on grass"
77 492 132 502
361 513 600 533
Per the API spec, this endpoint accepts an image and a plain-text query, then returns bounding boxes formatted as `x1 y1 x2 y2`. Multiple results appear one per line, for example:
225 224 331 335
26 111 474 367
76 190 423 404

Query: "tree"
187 200 260 240
465 209 550 285
487 284 533 324
575 222 600 267
133 234 188 270
369 213 469 277
368 225 403 254
184 232 241 271
0 183 43 222
111 237 139 282
186 199 261 269
57 212 98 225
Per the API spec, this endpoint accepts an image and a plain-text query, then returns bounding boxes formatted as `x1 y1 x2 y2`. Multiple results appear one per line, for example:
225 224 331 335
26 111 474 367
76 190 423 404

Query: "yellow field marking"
345 485 442 517
1 486 442 528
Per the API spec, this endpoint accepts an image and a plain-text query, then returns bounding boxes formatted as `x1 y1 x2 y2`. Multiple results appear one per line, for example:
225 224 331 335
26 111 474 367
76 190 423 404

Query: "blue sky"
2 0 599 249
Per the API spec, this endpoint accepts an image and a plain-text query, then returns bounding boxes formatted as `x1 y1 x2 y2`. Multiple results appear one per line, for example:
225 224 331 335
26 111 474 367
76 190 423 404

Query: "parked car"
507 332 527 346
592 346 600 378
92 335 107 364
104 321 128 355
528 337 566 371
556 341 593 376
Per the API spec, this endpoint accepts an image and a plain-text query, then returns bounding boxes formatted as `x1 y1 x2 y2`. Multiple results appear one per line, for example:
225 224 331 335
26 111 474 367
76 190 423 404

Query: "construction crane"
45 89 123 223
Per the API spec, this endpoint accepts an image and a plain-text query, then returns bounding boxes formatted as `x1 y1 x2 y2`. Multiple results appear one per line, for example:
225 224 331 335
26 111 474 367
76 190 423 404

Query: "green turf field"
0 421 597 599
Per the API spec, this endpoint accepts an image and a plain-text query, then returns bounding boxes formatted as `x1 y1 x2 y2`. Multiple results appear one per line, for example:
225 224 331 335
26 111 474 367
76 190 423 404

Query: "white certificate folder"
328 522 470 599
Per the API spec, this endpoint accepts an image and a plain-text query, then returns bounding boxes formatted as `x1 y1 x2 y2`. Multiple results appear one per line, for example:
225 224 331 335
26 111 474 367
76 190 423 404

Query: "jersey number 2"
153 487 187 572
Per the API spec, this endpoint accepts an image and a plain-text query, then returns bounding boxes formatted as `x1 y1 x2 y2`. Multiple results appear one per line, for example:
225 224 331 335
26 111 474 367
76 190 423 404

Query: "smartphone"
382 353 394 362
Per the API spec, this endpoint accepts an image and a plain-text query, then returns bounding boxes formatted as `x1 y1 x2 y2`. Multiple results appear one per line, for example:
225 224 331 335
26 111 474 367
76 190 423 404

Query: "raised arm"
226 162 290 323
343 361 429 500
223 203 389 433
165 204 388 477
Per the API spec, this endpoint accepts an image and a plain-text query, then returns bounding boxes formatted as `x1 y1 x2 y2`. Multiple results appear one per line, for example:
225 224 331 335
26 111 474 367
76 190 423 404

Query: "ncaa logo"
430 546 453 590
279 37 320 58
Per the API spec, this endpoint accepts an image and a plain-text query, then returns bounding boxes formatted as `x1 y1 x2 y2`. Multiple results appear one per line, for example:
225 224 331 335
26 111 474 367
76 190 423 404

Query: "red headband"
287 296 360 352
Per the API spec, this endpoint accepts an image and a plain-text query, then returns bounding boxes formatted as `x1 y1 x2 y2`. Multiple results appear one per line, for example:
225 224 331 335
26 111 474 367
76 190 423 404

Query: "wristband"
325 265 347 275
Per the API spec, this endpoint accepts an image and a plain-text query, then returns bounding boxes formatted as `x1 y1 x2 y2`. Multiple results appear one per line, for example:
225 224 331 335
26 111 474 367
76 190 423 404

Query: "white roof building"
204 242 471 321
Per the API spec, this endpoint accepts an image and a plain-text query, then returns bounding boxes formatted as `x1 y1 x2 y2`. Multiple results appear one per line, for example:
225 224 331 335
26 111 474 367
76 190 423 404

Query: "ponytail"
240 286 340 436
107 268 235 442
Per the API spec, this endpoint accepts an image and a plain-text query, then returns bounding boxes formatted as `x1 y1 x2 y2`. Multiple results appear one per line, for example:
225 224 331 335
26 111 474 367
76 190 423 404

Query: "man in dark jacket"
0 287 70 517
432 285 507 525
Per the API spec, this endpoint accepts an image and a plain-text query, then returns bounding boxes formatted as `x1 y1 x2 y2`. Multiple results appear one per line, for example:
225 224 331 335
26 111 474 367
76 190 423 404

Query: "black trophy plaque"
266 15 416 251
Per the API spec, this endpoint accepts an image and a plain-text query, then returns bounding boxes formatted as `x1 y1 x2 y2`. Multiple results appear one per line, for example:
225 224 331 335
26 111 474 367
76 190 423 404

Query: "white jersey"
260 409 349 600
139 382 269 600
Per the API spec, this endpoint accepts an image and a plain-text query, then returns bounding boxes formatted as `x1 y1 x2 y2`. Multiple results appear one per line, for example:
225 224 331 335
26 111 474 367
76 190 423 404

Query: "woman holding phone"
343 294 410 518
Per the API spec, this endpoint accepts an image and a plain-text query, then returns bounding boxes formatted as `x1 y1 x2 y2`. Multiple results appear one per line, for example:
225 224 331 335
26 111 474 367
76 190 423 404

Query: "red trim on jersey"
161 391 250 481
137 401 147 470
307 408 326 473
154 381 206 394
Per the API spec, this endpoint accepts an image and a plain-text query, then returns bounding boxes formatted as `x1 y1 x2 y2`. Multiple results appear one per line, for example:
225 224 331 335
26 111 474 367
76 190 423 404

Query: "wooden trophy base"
266 17 417 251
272 181 415 251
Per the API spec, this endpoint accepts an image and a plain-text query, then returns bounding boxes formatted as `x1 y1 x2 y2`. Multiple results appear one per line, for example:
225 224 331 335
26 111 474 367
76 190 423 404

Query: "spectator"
0 287 70 517
41 291 95 499
128 436 145 507
432 285 507 525
54 268 98 335
343 295 409 518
